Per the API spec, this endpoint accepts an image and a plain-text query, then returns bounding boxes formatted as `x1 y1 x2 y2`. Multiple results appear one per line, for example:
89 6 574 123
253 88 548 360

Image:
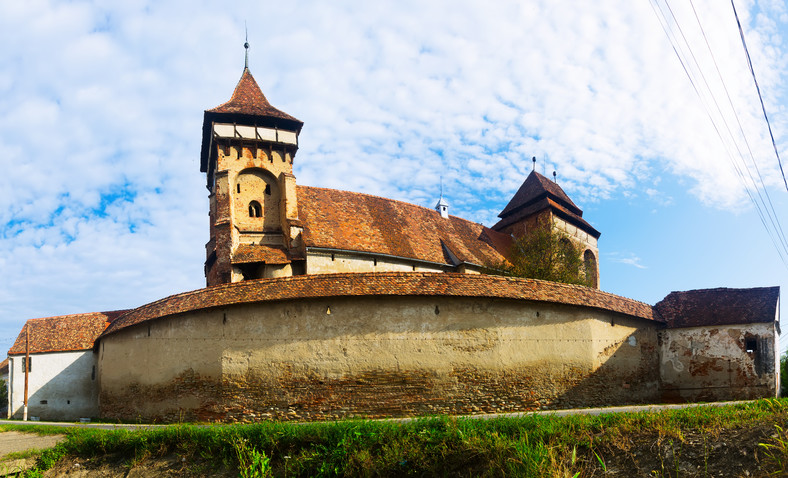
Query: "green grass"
3 398 788 477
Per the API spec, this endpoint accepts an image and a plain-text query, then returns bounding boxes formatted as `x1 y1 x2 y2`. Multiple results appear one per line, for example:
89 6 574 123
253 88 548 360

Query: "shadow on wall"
11 353 98 421
97 295 777 423
99 298 665 422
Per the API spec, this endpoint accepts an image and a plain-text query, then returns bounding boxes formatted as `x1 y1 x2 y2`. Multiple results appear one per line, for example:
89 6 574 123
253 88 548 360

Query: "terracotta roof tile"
207 68 301 124
232 244 293 265
654 286 780 329
297 186 510 267
499 170 581 217
8 310 130 355
493 197 600 238
101 272 659 338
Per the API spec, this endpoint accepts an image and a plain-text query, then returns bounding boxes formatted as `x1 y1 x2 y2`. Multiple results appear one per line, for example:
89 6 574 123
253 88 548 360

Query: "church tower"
200 52 305 286
492 169 601 288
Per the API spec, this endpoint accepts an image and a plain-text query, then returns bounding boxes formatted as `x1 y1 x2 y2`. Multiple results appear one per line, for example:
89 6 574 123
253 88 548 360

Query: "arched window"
584 250 598 288
249 201 262 218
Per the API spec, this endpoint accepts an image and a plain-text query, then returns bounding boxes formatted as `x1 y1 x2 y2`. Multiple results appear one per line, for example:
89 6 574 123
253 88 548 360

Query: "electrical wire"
647 0 788 268
730 0 788 193
686 0 788 253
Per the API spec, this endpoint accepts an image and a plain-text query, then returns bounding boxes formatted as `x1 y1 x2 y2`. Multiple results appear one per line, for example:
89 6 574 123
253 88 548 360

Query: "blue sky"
0 0 787 352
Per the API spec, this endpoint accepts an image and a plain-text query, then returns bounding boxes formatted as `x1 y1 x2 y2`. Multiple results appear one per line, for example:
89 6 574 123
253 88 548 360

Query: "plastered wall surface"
9 351 98 421
659 322 778 402
98 296 659 422
306 251 447 275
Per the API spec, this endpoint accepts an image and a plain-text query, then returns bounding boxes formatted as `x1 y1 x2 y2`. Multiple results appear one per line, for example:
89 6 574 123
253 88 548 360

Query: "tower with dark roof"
200 65 305 286
492 170 601 288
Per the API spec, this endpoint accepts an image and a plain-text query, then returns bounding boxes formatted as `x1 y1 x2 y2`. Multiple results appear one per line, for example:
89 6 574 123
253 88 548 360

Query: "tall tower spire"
200 53 305 286
244 25 249 70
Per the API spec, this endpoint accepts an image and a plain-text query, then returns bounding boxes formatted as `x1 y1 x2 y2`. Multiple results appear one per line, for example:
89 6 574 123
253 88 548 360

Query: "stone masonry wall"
98 295 660 423
660 322 778 402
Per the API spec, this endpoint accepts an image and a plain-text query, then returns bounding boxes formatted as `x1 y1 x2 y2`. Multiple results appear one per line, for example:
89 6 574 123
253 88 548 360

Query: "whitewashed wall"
8 351 98 421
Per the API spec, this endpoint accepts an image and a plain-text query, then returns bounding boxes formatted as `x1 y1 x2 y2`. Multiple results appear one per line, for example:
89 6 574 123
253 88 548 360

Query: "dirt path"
0 431 64 457
0 431 64 476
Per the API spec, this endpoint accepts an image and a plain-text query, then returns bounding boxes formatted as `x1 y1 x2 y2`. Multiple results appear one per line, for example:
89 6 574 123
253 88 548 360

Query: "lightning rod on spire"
244 22 249 70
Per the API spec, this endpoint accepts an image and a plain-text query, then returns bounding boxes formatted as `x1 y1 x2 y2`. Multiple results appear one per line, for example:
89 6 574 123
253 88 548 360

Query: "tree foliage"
491 227 593 286
781 352 788 396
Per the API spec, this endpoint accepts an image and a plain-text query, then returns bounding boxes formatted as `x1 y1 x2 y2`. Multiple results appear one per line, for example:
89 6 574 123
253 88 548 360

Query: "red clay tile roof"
232 244 293 265
200 68 303 175
493 197 601 238
500 170 581 217
654 286 780 329
297 186 511 267
8 310 129 355
100 272 659 338
207 68 302 124
493 171 600 238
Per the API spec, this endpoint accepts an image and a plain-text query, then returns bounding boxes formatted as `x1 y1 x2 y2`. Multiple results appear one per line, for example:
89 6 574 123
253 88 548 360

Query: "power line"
685 0 788 254
647 0 788 268
730 0 788 193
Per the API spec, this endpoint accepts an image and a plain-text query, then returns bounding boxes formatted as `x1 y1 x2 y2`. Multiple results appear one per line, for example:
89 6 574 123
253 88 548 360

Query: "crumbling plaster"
98 295 659 422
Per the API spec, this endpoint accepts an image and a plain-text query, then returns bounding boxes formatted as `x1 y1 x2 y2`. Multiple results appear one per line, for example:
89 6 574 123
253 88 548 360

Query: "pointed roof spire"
499 170 580 217
491 169 600 238
435 176 449 218
244 23 249 70
207 70 302 124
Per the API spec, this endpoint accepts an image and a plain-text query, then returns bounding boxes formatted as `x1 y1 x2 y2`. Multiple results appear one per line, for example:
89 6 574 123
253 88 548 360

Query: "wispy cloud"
0 0 785 347
607 252 648 270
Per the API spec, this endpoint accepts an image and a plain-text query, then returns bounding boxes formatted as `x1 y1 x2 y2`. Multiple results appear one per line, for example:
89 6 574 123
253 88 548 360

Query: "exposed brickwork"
101 272 660 338
9 310 128 355
100 360 661 423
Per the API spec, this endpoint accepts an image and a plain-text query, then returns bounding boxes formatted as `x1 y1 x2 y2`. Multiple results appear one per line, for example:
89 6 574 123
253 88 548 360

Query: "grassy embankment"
4 398 788 477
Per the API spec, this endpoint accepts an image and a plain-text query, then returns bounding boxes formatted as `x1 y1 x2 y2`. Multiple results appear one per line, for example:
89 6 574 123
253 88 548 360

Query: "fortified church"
5 58 781 422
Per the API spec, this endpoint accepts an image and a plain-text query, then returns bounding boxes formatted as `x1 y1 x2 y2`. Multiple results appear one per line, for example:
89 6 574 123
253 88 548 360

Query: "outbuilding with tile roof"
7 311 127 421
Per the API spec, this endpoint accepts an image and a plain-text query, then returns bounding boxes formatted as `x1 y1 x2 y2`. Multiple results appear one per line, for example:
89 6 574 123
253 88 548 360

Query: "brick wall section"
100 364 659 423
102 272 660 338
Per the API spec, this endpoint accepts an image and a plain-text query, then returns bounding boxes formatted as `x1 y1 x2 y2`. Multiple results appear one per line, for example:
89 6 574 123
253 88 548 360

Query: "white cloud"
608 253 648 270
0 0 786 346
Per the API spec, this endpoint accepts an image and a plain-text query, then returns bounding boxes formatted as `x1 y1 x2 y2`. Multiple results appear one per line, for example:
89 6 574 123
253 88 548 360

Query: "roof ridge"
101 272 660 338
297 185 485 228
24 310 124 322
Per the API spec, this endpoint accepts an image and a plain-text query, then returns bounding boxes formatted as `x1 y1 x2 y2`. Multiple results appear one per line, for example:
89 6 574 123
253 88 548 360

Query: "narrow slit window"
264 184 271 195
237 184 241 193
249 201 262 218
